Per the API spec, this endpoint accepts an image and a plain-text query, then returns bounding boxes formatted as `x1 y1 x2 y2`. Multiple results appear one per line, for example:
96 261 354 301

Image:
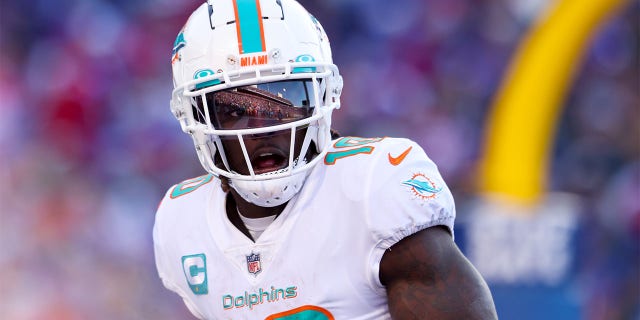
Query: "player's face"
195 80 317 175
218 128 308 175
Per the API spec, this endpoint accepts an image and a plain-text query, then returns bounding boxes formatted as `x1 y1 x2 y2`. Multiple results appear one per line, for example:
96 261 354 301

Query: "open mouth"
251 150 288 175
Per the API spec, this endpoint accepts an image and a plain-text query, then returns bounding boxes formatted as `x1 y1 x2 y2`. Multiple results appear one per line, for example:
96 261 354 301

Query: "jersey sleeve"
364 138 456 288
152 186 206 320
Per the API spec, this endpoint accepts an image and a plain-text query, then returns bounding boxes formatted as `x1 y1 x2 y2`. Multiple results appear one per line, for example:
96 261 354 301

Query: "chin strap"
229 157 309 207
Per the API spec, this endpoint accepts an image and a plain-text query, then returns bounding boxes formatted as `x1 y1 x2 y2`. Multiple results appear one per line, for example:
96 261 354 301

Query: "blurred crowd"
0 0 637 319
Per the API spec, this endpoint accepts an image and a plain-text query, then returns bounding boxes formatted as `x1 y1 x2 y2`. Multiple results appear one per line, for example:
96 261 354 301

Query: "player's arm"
379 226 498 319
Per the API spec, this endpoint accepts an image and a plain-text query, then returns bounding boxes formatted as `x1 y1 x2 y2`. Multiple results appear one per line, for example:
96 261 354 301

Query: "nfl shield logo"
246 252 261 275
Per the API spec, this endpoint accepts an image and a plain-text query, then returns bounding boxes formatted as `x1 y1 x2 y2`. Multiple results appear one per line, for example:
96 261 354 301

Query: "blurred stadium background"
0 0 637 319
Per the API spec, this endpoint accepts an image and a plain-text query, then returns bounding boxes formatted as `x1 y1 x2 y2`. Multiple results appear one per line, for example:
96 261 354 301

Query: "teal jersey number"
170 174 214 199
324 137 383 165
266 305 334 320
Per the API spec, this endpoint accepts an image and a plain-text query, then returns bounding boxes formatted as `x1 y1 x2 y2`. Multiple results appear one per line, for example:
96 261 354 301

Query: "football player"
153 0 497 318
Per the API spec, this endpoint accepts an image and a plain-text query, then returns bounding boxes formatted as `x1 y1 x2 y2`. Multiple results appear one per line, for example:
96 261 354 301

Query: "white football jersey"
153 137 456 319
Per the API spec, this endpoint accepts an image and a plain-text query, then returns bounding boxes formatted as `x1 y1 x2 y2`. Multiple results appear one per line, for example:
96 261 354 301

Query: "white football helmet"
170 0 343 207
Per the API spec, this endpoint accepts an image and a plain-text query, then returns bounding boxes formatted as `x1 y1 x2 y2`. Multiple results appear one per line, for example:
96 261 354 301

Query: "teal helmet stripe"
234 0 266 54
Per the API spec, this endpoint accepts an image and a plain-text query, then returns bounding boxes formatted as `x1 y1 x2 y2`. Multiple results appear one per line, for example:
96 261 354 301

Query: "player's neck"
225 192 285 242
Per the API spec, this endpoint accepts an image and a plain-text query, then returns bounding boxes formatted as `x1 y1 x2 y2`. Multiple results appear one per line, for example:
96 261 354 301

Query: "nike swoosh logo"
388 146 413 166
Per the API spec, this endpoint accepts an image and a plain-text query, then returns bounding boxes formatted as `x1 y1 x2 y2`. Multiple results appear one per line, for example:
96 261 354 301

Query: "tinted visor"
194 80 317 130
